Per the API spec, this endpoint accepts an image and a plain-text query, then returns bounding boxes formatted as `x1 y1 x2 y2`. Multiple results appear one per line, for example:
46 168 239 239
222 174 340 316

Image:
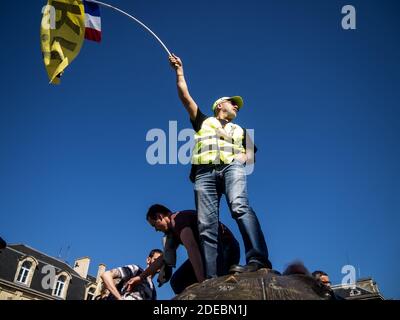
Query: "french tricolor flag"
84 0 102 42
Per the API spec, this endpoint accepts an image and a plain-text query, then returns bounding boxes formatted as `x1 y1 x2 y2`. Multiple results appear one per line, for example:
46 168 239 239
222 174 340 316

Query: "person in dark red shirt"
129 204 240 295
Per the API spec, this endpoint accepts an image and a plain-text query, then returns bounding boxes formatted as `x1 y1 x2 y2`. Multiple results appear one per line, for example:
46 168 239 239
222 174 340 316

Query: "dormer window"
14 256 38 287
86 286 96 300
16 261 32 284
51 272 71 299
54 275 66 298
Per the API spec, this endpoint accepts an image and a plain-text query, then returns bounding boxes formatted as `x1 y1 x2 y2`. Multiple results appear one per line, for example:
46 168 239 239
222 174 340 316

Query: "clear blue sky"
1 0 399 300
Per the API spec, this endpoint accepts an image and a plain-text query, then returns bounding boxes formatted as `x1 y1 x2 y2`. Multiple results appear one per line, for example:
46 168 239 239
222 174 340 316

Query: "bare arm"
235 131 256 165
169 54 199 121
101 269 123 300
126 255 164 290
180 227 206 283
140 255 164 279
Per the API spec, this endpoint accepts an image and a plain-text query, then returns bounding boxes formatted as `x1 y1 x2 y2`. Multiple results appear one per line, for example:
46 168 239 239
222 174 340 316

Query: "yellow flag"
41 0 85 84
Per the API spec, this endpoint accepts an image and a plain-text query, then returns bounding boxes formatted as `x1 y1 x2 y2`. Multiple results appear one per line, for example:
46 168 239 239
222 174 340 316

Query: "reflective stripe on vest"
192 117 245 165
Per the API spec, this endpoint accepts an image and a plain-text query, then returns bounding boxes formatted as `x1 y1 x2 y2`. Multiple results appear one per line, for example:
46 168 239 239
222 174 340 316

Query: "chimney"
73 257 90 279
357 278 379 293
96 263 106 283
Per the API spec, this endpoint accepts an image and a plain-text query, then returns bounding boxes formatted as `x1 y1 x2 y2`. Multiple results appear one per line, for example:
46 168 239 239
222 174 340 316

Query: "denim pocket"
194 165 213 181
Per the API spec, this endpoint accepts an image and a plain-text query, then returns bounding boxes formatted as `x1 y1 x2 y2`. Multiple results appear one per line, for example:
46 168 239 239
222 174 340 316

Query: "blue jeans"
194 159 272 278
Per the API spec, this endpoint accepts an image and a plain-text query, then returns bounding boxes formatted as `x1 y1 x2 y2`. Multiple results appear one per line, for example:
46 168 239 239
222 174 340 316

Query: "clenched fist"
169 53 183 71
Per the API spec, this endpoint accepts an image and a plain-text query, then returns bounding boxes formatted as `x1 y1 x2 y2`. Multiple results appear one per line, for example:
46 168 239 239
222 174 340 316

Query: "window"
86 287 96 300
14 256 38 287
54 275 66 298
51 272 71 299
16 261 32 285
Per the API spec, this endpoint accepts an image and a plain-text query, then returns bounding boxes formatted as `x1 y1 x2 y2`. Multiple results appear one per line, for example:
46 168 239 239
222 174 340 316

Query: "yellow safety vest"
192 117 245 165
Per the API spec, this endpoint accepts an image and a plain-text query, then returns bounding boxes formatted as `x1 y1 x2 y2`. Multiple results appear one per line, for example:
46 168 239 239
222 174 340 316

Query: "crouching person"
100 249 162 300
130 204 240 295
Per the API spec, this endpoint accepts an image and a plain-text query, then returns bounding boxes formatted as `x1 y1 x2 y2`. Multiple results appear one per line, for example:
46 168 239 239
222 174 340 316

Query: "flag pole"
88 0 172 56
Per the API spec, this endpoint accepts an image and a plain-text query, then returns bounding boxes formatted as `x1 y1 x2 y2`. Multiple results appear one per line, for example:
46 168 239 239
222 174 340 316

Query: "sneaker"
229 262 268 273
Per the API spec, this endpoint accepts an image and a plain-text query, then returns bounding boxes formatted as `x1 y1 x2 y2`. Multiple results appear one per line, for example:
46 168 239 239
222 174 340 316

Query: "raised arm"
101 268 123 300
180 227 206 283
169 54 199 121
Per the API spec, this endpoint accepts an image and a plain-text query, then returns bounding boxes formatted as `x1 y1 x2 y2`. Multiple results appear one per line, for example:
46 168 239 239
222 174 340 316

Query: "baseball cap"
212 96 244 112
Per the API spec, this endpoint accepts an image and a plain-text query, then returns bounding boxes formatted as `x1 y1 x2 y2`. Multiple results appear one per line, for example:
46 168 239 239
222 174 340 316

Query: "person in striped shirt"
100 249 162 300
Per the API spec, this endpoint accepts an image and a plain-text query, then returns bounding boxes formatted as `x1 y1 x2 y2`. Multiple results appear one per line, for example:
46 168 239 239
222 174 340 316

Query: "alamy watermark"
341 5 357 30
145 121 256 175
41 5 56 30
41 4 356 31
41 264 57 290
341 264 357 289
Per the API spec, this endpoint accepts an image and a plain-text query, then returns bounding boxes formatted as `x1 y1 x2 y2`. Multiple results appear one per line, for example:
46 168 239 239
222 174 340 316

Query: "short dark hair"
146 204 171 220
283 261 310 276
148 248 163 258
312 270 328 278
